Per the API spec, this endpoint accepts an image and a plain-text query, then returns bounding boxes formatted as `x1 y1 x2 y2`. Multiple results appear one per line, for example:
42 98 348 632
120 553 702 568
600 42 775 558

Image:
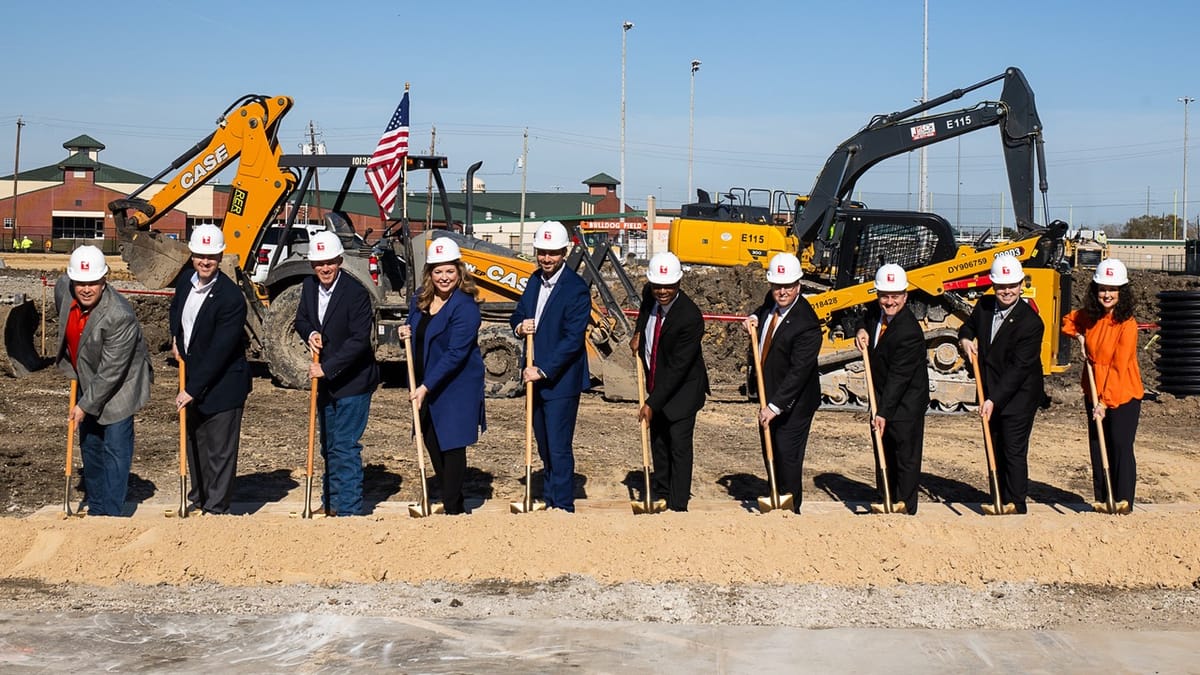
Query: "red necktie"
648 305 664 392
760 310 779 365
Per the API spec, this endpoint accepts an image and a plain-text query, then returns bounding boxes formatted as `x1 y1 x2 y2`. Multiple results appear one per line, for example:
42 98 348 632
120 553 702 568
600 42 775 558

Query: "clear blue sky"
2 0 1199 230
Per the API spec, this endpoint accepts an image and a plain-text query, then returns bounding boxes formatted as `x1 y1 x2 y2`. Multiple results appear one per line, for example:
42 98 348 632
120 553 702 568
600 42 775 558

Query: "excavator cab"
815 209 959 289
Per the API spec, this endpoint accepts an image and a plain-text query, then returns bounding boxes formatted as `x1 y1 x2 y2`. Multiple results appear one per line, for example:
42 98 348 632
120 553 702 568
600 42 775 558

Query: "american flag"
366 92 410 218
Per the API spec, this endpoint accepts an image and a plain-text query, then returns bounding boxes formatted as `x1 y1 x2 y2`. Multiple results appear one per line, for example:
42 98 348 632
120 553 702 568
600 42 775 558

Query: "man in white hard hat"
294 231 380 516
854 264 929 515
744 252 821 513
168 224 250 515
959 256 1045 515
55 245 153 516
509 221 590 512
629 252 709 511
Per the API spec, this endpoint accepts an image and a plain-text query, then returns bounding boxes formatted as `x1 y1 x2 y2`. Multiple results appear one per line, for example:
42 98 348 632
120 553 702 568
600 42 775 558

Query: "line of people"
53 223 1142 517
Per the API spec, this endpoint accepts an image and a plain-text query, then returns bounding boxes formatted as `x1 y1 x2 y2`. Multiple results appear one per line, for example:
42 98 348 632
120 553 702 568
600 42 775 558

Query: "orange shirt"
1061 309 1143 407
65 301 90 368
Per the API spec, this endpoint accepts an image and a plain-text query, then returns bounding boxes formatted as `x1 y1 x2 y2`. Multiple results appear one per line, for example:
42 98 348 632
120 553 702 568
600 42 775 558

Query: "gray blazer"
55 275 153 425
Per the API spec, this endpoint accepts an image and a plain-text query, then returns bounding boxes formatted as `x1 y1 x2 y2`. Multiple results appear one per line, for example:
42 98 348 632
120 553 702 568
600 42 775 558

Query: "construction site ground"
1 254 1199 670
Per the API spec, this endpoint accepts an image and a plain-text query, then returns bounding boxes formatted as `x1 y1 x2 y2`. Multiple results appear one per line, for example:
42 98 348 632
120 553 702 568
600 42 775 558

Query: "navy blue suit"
408 289 486 450
295 271 380 515
169 270 250 513
509 265 590 511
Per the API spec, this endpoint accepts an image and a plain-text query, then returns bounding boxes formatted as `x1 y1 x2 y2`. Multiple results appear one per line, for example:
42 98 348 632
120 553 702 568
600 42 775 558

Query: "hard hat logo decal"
887 273 895 282
659 265 667 274
1105 268 1114 277
80 261 90 271
1002 266 1010 275
435 245 443 254
543 231 551 240
316 243 325 251
776 265 784 274
202 236 211 245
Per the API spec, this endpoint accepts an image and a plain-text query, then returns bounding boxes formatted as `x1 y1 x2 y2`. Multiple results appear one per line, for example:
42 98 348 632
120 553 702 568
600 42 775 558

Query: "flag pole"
401 82 410 223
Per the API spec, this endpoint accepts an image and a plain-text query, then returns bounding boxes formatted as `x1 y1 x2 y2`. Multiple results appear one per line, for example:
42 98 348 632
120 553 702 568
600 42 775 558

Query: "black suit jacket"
169 271 250 415
294 272 380 400
857 305 929 421
747 292 822 417
632 284 709 421
958 295 1044 417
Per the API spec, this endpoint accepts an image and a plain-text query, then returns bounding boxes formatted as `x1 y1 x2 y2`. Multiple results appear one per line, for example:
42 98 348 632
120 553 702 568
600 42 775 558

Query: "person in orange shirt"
1061 258 1143 514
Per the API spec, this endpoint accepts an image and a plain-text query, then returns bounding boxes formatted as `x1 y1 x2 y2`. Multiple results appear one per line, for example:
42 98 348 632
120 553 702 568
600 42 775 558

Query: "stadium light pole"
1181 96 1194 240
688 59 701 204
620 20 634 237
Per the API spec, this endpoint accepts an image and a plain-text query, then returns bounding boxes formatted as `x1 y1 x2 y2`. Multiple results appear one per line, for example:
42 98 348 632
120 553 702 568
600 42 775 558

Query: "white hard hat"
188 224 225 255
67 245 109 282
533 221 570 250
307 231 344 262
426 237 462 265
1092 258 1128 286
765 253 802 284
646 252 683 285
989 257 1025 285
874 263 908 292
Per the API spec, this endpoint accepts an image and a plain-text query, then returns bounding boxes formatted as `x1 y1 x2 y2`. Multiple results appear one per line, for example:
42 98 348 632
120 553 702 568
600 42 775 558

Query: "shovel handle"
65 380 78 476
746 322 782 505
403 333 433 514
969 346 1004 514
860 342 893 512
178 360 188 478
1081 342 1118 513
524 333 535 468
305 349 319 478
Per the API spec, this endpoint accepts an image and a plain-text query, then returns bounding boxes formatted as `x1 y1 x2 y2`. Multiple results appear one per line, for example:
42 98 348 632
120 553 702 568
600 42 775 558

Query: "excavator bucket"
120 231 192 290
1 296 52 377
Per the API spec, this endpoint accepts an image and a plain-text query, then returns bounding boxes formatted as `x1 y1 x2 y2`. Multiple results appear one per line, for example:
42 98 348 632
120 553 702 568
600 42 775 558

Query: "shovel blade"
510 500 547 514
758 493 794 513
408 503 430 518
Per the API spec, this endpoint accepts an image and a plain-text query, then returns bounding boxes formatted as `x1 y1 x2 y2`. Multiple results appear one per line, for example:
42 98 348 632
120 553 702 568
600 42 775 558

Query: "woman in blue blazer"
398 237 486 514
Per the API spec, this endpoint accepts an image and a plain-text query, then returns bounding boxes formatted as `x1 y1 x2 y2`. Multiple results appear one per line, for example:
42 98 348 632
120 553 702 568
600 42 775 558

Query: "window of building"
3 218 11 229
75 200 83 207
52 216 104 240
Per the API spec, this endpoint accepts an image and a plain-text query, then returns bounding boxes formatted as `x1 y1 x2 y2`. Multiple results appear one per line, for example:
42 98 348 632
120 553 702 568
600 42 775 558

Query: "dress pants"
318 391 371 516
1086 398 1140 505
989 410 1036 512
532 395 580 512
79 415 134 517
649 413 696 512
419 406 467 515
186 406 243 514
761 407 814 513
875 418 924 514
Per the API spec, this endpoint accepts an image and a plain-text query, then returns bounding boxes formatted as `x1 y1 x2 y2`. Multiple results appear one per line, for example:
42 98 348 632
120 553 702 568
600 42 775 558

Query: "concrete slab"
0 612 1195 673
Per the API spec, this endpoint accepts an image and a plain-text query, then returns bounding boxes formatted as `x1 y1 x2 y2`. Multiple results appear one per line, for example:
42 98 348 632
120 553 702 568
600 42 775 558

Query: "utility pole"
620 20 634 243
307 121 323 220
12 117 23 248
426 126 436 229
918 0 929 212
688 59 701 203
519 127 528 255
1180 96 1194 240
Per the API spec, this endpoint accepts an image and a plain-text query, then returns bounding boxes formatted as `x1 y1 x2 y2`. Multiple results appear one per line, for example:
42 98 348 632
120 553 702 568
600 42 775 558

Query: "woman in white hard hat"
958 257 1045 515
1061 258 1142 514
55 245 153 516
168 224 251 515
397 237 485 514
744 252 822 513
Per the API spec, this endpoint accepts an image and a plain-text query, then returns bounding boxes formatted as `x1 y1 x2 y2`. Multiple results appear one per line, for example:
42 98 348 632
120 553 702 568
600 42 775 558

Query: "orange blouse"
1061 309 1144 407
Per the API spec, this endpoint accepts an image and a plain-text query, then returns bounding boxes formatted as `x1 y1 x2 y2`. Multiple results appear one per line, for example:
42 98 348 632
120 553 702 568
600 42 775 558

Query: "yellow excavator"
99 94 636 399
737 67 1070 410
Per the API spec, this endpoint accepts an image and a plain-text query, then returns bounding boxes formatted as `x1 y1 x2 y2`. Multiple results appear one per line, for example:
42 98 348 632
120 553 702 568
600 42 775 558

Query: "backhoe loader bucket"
119 231 192 290
1 296 52 377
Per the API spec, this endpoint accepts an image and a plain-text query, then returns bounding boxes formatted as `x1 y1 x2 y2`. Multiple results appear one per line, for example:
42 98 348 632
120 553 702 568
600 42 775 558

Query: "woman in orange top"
1061 258 1143 513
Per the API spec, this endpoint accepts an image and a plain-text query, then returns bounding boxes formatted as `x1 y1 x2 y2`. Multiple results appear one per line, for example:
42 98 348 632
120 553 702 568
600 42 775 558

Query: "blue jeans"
318 392 371 516
79 415 134 516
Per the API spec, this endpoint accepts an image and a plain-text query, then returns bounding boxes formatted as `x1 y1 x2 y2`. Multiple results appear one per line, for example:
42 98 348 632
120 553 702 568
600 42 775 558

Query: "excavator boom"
109 94 298 288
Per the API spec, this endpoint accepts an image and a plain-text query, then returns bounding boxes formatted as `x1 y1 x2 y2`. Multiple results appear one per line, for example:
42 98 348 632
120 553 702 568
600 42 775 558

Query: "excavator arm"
109 94 298 288
796 67 1047 249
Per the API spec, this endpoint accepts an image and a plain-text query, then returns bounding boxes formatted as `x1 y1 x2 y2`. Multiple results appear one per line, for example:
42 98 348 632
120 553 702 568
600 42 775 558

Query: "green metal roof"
62 134 105 150
2 161 153 184
582 172 618 186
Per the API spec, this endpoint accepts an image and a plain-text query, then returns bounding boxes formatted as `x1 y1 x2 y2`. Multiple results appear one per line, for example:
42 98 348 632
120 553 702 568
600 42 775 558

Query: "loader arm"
796 67 1046 249
109 94 298 288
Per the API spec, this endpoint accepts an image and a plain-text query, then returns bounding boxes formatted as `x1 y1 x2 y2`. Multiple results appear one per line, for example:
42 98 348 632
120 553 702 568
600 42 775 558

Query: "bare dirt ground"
1 255 1199 629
